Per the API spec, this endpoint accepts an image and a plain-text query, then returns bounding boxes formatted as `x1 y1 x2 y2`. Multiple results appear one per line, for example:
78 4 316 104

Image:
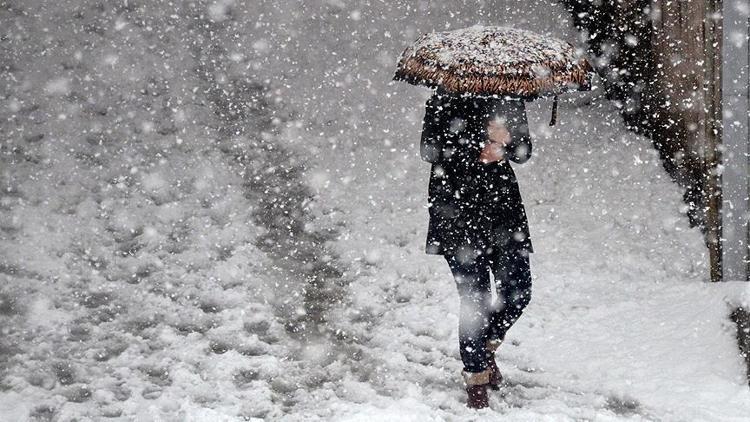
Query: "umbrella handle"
549 95 558 126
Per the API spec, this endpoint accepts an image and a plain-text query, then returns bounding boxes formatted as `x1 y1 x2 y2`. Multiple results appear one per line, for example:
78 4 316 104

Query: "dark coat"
420 91 534 257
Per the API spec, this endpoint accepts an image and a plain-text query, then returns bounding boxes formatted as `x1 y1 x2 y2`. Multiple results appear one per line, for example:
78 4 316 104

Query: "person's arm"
420 94 454 163
501 101 532 164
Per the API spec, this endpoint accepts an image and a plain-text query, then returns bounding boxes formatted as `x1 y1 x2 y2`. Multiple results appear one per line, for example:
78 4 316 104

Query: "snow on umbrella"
393 26 594 124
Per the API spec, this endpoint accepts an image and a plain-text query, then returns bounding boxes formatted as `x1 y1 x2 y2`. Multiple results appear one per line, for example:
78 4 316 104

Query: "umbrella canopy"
393 26 593 98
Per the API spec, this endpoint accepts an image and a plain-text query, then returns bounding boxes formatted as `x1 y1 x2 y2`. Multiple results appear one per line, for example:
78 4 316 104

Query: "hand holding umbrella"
480 118 511 164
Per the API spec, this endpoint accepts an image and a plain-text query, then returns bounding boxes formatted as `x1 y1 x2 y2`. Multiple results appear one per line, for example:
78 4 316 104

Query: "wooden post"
721 0 750 282
706 0 723 282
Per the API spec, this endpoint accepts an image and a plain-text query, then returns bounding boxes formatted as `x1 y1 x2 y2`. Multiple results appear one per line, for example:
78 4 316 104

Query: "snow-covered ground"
1 0 749 420
306 93 750 420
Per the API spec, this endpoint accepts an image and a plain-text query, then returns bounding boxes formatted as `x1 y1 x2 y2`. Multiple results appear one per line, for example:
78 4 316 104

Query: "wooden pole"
706 0 723 282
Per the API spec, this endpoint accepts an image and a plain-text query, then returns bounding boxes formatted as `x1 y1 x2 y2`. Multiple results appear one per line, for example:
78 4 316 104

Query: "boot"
486 339 503 390
462 369 491 409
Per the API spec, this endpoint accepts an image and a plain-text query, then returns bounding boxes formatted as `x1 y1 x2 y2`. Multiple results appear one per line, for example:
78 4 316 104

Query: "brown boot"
486 339 503 390
462 369 491 409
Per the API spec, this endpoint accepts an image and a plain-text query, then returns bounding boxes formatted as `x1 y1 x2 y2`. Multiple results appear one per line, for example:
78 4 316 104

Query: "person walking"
420 87 534 409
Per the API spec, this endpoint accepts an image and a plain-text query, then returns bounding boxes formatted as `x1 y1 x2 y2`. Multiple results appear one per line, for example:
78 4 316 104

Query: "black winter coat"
420 91 534 257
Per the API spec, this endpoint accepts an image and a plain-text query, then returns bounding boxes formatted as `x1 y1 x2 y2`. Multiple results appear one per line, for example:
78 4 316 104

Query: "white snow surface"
1 0 749 421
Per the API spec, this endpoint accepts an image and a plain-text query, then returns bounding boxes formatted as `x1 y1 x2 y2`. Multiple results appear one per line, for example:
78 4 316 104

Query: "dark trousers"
445 248 532 373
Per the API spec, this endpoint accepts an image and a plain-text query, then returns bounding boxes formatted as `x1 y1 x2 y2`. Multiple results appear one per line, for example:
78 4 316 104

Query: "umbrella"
393 26 594 124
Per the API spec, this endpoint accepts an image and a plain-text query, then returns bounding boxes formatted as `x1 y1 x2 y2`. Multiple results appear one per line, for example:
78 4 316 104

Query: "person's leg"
487 248 532 342
444 253 493 373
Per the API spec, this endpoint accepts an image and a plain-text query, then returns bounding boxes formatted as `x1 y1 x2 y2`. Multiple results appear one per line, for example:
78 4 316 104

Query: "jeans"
445 248 532 373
